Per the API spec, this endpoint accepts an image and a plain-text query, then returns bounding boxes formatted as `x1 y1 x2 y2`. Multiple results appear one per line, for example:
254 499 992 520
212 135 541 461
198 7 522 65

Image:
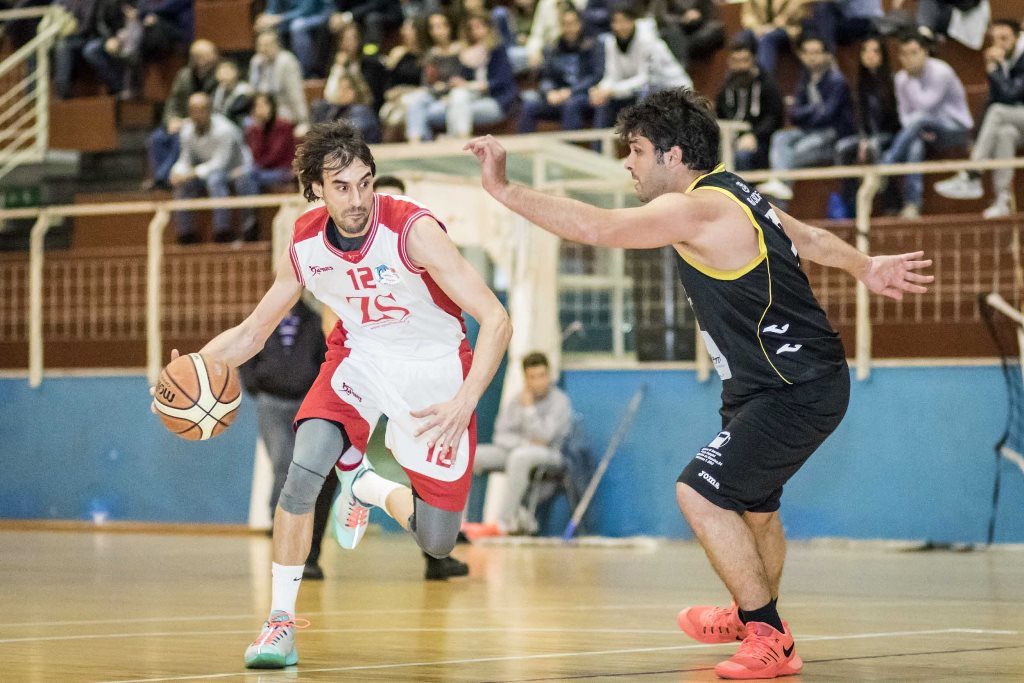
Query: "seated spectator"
492 0 536 73
404 11 517 141
590 4 691 129
935 18 1024 219
808 0 882 53
379 18 425 130
329 0 403 54
145 39 219 189
891 0 969 38
715 40 783 171
400 11 463 139
738 0 811 74
249 31 310 131
254 0 331 78
518 7 603 133
650 0 725 68
757 35 852 204
882 30 972 220
526 0 598 69
170 93 258 243
212 60 254 128
245 93 298 192
834 35 900 216
54 0 102 100
83 0 143 100
139 0 193 60
335 22 388 112
475 352 573 536
311 72 382 141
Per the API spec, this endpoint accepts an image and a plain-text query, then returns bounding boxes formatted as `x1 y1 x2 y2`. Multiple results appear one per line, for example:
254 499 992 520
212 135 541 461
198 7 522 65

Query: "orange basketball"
153 353 241 440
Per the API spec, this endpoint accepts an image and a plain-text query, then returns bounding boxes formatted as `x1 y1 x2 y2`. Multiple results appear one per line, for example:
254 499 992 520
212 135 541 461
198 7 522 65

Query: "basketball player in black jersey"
466 89 933 680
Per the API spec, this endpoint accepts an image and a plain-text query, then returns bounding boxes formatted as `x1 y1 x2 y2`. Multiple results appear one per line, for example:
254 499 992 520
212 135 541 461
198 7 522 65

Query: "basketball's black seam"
210 360 239 429
161 359 200 406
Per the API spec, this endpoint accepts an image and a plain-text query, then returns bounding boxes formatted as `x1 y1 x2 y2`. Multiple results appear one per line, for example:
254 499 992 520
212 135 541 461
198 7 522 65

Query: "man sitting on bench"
474 351 573 535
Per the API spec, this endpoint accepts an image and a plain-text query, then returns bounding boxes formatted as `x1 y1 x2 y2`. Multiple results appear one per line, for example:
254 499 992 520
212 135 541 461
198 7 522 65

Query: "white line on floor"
89 628 1023 683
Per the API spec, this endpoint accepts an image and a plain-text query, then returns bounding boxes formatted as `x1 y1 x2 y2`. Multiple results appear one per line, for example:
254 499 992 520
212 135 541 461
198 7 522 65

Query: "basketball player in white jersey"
155 121 511 669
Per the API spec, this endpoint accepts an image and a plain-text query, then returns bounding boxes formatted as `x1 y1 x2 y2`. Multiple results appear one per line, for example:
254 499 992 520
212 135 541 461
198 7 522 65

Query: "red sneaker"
714 621 803 680
677 603 746 644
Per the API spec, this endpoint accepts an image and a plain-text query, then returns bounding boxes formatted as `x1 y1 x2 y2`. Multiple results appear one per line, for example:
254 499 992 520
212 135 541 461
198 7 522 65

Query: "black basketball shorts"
678 363 851 514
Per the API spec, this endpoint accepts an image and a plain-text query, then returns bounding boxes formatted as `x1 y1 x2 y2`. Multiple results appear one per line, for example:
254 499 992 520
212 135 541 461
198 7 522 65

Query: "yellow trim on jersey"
684 163 726 194
681 177 792 385
677 186 767 281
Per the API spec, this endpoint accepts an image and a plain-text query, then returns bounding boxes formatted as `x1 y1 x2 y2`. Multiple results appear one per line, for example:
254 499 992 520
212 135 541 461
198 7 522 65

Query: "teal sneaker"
243 610 308 669
331 458 373 550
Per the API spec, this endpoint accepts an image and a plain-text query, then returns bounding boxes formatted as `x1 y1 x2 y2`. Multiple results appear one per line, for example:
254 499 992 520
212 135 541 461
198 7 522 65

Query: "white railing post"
854 171 879 381
146 210 170 385
27 211 50 387
34 32 48 157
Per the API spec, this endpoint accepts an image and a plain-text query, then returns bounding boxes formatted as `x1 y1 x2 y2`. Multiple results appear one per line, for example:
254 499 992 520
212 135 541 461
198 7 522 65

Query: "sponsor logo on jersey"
709 431 731 449
698 470 720 490
776 343 803 355
340 382 363 402
374 263 400 285
309 264 334 276
746 190 763 206
762 323 790 335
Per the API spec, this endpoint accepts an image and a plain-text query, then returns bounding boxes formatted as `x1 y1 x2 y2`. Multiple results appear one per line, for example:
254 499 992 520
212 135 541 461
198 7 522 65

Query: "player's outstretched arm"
405 216 512 457
198 249 303 367
464 135 699 249
774 206 934 301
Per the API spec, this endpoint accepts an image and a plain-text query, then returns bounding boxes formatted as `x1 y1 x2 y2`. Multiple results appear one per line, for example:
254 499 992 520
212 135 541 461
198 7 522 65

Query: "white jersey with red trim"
289 193 467 358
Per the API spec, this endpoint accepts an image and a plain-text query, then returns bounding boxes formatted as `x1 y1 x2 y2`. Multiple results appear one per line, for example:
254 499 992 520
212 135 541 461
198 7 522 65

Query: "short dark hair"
374 175 406 193
992 18 1021 36
898 28 932 50
616 87 720 171
293 121 376 203
610 0 639 20
522 352 549 371
797 33 827 52
729 39 754 55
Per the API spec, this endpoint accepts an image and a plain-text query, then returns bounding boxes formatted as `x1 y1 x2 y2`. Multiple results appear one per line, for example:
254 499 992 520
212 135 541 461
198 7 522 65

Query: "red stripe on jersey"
398 209 430 273
421 271 468 338
292 205 330 242
288 242 304 286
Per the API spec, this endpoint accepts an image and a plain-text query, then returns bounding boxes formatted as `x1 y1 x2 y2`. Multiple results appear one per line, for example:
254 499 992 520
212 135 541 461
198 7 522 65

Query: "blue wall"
562 365 1024 544
1 365 1021 542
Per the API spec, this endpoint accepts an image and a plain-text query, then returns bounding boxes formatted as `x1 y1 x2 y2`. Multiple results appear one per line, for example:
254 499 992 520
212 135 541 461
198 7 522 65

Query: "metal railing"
1 130 1022 387
0 6 75 181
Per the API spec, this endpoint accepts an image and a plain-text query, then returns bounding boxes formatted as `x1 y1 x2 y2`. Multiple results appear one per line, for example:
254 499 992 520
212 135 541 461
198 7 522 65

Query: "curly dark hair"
616 88 720 172
293 121 376 202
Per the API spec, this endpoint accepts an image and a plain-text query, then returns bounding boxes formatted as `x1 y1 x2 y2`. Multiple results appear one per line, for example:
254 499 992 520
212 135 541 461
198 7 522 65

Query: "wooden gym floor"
1 529 1022 681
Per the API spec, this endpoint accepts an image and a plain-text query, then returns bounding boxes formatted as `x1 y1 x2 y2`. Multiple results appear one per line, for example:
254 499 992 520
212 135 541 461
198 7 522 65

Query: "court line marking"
0 627 690 645
7 599 1023 629
1 626 1019 646
0 604 674 629
91 629 1023 683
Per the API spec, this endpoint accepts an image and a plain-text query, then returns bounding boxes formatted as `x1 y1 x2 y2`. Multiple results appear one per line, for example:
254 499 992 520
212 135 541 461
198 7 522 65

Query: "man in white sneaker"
935 19 1024 219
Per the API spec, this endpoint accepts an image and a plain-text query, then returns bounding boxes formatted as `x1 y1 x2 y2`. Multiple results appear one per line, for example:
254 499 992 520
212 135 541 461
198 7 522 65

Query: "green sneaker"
331 458 373 550
243 610 307 669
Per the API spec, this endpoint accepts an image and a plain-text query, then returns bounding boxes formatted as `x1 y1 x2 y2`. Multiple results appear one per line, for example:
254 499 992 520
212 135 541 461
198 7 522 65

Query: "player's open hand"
860 251 934 301
149 348 180 414
464 135 508 197
411 394 475 464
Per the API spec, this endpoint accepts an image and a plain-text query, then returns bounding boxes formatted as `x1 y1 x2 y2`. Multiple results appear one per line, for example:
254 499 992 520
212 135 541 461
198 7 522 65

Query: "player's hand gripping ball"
152 353 241 440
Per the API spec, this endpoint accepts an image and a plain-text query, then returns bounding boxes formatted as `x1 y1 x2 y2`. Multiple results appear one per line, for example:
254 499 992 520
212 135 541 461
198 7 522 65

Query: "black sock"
739 598 783 632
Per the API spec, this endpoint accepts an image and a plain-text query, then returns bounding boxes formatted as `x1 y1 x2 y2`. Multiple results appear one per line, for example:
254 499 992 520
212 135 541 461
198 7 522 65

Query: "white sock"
270 562 304 616
352 470 404 512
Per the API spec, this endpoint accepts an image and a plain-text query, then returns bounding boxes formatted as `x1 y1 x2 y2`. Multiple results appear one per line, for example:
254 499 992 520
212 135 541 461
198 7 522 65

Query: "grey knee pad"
410 496 462 558
278 419 348 515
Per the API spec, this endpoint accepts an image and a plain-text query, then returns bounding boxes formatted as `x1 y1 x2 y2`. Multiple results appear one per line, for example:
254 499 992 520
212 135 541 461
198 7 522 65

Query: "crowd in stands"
40 0 1024 241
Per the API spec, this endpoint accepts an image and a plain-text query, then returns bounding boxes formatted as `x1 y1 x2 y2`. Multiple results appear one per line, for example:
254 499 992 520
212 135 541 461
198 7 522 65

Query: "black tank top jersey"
676 165 846 395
